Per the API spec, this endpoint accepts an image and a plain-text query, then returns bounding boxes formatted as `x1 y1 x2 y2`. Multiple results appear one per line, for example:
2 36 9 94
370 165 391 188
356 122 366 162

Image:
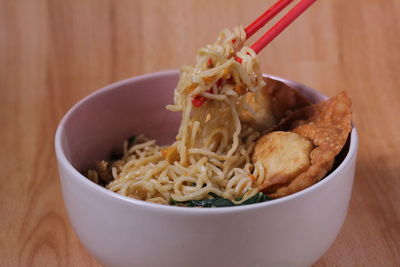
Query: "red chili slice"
235 56 242 64
192 95 207 107
192 88 214 107
207 58 213 67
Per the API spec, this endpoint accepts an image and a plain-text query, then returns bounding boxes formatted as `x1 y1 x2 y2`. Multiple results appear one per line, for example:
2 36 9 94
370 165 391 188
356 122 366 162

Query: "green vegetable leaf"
241 192 272 205
185 197 235 207
169 199 179 206
170 192 271 208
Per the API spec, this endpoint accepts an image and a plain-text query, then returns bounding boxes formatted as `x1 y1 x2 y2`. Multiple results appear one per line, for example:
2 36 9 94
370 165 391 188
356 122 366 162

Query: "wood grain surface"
1 0 399 266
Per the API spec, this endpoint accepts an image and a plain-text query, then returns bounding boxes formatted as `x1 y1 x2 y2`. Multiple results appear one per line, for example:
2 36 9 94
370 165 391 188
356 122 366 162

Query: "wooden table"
1 0 399 266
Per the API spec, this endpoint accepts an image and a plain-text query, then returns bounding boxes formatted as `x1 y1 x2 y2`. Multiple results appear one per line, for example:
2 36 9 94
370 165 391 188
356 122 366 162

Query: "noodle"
93 26 269 205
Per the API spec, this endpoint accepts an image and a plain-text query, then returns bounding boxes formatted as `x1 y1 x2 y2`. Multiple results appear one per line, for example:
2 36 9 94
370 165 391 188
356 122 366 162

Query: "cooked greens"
170 192 272 208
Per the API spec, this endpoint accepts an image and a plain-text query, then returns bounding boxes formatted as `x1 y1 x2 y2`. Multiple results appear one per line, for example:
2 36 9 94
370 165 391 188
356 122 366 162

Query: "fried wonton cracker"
254 91 352 198
239 77 310 131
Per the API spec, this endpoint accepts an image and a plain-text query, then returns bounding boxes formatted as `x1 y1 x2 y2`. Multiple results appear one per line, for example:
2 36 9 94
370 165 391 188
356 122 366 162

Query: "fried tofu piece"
239 77 310 131
252 131 314 189
255 91 352 198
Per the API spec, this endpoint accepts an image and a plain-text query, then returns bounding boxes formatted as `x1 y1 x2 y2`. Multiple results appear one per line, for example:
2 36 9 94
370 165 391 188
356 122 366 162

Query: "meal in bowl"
85 26 352 207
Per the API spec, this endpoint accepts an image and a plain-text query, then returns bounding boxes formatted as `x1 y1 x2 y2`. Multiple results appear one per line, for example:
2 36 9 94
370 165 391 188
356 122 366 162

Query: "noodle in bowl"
55 70 358 267
89 27 269 205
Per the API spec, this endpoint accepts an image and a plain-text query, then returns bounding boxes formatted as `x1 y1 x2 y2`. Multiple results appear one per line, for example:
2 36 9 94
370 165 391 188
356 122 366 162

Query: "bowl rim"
55 69 358 214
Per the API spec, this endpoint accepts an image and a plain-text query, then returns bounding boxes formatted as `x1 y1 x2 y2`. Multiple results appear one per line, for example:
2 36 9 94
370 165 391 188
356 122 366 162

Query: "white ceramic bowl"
55 70 358 267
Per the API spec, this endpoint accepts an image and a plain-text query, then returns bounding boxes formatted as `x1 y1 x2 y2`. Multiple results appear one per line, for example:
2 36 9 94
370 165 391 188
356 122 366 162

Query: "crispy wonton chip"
254 91 352 198
239 77 310 131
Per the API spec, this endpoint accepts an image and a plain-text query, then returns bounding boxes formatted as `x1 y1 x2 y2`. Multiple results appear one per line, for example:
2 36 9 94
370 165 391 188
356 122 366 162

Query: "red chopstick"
245 0 295 39
250 0 318 53
192 0 318 107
